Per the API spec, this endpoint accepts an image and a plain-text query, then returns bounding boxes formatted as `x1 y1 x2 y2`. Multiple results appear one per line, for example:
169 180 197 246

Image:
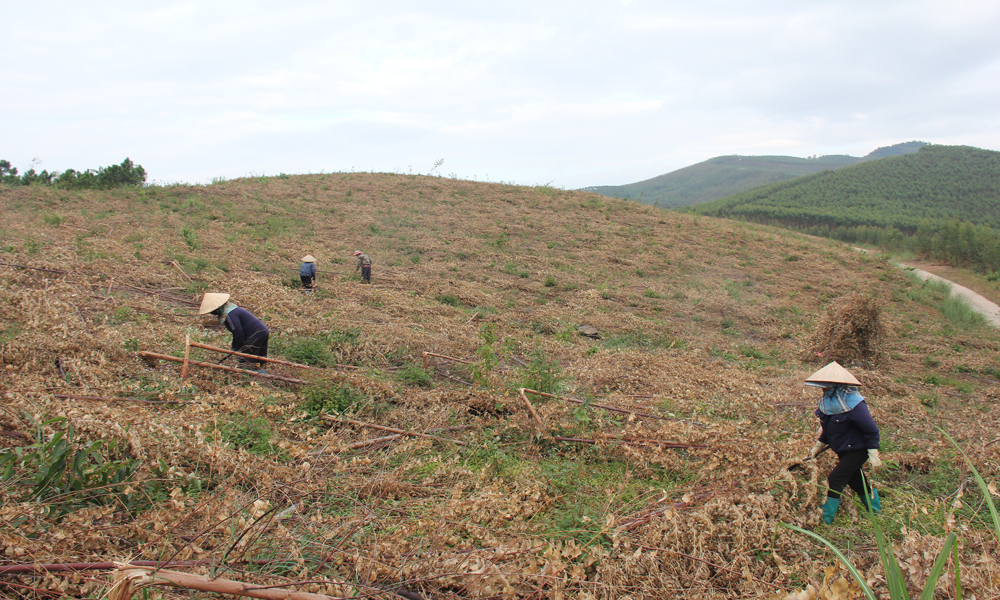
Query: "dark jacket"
300 262 316 278
224 307 269 351
816 401 880 455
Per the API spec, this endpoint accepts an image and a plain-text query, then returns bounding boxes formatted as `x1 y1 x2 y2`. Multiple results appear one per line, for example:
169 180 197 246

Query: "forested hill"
688 145 1000 232
581 141 925 208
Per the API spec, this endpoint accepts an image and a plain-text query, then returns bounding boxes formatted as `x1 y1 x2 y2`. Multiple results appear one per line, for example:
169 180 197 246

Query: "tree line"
0 158 147 189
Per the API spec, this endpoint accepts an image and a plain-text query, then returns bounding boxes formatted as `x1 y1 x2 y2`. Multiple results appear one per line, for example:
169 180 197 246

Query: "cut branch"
554 436 708 449
138 351 306 384
518 388 545 427
109 564 350 600
520 388 678 422
188 341 359 370
322 415 467 446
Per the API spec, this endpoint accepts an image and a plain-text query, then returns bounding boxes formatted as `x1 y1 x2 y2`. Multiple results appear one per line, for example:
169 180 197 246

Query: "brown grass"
1 174 998 599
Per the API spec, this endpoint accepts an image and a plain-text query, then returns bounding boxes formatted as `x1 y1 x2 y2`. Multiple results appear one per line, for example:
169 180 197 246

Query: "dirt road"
904 266 1000 329
852 247 1000 329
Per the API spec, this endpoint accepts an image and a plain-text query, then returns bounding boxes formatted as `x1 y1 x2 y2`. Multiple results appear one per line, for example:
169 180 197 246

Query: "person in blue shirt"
198 293 270 372
803 362 882 524
300 254 317 290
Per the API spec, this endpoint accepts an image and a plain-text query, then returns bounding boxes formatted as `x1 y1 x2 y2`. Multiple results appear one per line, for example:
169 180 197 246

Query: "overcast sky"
3 1 1000 188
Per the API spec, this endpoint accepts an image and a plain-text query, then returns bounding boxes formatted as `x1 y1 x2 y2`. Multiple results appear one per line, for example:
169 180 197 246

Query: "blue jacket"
224 307 269 351
816 401 880 455
300 262 316 277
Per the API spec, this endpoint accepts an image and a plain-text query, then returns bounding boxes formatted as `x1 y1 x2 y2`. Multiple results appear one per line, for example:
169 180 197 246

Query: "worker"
354 250 372 283
803 361 882 524
300 254 317 290
198 293 270 372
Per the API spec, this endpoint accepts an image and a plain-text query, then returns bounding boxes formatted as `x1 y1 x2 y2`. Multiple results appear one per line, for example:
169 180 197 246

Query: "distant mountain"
581 141 927 208
689 144 1000 233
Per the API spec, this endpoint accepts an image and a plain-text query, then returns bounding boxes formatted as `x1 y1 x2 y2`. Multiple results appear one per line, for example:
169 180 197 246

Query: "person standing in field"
802 361 882 525
300 254 317 290
198 293 270 372
354 250 372 283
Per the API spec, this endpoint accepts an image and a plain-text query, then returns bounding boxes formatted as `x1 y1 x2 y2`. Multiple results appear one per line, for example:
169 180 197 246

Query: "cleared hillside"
1 174 998 599
582 141 926 208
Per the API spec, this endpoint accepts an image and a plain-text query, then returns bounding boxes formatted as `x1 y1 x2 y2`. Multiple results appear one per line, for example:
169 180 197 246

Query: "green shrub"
514 352 563 395
299 381 364 417
211 416 281 456
396 365 435 387
0 419 140 517
280 336 335 367
434 293 461 306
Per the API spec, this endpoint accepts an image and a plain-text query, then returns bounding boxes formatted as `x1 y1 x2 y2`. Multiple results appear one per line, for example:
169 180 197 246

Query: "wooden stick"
322 415 467 446
107 281 198 305
554 436 708 449
171 260 194 282
110 564 345 600
50 393 198 405
138 351 305 384
518 388 545 427
0 260 67 274
520 388 668 421
0 560 218 576
187 341 360 370
423 351 472 366
181 335 191 379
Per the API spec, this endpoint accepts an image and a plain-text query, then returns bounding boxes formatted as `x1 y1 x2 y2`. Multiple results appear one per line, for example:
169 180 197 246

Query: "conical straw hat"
198 293 230 315
805 361 861 386
301 254 316 262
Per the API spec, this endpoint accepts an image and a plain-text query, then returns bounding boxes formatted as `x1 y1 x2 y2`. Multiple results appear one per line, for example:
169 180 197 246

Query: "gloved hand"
806 441 828 461
868 449 882 468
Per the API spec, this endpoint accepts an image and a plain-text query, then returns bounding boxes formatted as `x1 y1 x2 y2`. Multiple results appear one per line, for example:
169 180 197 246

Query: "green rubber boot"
821 497 840 524
868 488 881 514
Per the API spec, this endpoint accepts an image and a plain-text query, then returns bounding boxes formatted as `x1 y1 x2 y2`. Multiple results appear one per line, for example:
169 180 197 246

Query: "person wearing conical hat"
300 255 317 290
198 293 270 372
803 361 882 525
354 250 372 284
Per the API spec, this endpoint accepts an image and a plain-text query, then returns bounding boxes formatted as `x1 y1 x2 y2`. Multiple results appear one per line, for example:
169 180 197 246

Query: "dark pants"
235 334 269 369
300 275 313 288
827 449 874 509
361 265 371 283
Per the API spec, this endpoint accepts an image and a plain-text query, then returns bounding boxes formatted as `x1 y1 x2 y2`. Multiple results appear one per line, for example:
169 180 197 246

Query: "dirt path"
904 266 1000 329
852 248 1000 329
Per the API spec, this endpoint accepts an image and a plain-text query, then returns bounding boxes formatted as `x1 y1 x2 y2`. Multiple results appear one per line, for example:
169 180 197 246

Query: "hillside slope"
1 174 998 599
582 141 926 208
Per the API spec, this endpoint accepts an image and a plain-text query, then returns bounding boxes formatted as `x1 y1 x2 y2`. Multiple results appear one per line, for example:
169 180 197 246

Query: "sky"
3 1 1000 189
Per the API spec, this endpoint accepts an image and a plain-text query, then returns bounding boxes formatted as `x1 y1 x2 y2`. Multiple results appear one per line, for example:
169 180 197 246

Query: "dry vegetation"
1 173 998 599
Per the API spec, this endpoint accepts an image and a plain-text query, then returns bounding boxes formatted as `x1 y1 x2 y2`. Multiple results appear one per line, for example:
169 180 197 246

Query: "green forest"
687 145 1000 274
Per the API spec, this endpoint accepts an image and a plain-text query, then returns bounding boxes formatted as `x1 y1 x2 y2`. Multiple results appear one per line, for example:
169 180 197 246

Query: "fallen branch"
422 351 472 369
50 393 199 405
520 388 678 422
188 341 359 371
554 436 708 449
518 388 545 427
138 351 305 384
104 281 199 305
322 415 467 446
0 260 67 275
109 564 350 600
0 560 218 576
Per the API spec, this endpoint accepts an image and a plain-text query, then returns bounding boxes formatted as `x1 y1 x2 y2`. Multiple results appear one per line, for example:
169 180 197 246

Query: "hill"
582 141 926 208
688 145 1000 272
1 174 999 598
